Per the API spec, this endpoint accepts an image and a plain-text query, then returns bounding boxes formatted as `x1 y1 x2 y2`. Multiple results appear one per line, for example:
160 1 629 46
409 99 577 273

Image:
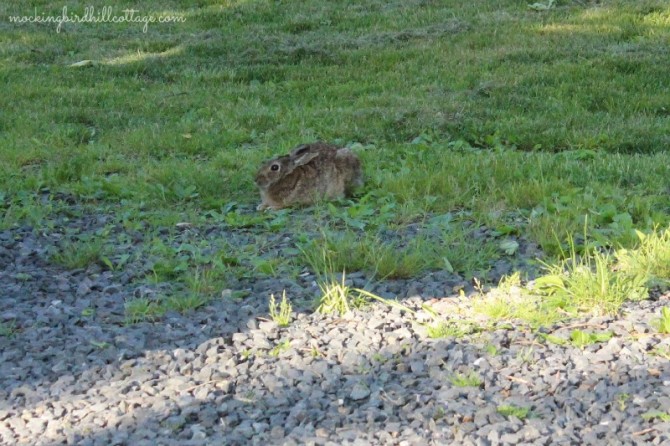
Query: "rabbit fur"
254 142 363 210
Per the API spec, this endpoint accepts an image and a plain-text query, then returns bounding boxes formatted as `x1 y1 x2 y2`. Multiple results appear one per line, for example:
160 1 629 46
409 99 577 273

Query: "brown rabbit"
254 142 363 210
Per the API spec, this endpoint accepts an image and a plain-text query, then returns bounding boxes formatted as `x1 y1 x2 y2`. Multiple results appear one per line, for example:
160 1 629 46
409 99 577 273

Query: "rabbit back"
255 142 363 210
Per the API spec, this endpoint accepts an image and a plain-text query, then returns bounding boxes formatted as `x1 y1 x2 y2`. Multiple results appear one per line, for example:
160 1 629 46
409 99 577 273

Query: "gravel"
1 208 669 445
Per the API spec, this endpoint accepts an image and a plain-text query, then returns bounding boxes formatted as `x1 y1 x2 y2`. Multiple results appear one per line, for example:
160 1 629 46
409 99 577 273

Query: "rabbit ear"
292 150 320 166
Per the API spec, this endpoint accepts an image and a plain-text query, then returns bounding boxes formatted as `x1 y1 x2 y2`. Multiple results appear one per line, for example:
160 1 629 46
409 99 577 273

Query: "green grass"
124 297 163 325
300 222 499 280
475 231 652 328
617 227 670 288
536 247 648 316
426 320 479 339
654 307 670 334
164 293 210 314
50 238 105 270
3 0 670 319
315 274 357 315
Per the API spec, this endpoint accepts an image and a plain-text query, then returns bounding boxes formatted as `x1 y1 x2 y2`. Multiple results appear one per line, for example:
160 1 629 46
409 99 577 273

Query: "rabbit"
254 142 363 210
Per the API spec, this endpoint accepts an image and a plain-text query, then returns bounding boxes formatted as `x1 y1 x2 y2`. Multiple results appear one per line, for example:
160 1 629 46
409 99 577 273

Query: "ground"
1 0 670 444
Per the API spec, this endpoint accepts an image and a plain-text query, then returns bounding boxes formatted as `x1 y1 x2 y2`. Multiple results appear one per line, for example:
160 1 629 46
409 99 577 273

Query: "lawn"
2 0 670 323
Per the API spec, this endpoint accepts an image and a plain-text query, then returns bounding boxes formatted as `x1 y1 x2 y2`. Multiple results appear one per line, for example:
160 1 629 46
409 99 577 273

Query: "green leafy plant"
615 393 630 411
569 329 613 349
449 371 483 388
484 343 499 356
89 340 110 349
641 411 670 422
542 330 613 349
541 333 568 346
497 404 531 420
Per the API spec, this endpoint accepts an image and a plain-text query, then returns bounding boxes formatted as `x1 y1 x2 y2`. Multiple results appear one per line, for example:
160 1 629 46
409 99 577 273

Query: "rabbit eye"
270 163 280 172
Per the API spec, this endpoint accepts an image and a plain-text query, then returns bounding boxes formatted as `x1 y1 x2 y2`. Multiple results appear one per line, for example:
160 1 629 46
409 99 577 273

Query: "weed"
0 320 18 337
433 406 446 420
449 371 483 388
269 340 291 357
541 333 568 346
484 344 499 356
516 347 535 365
474 274 568 327
654 307 670 334
497 405 531 420
301 224 497 281
252 257 283 277
50 238 104 270
641 411 670 422
124 298 162 324
615 393 630 411
100 253 132 272
269 290 292 327
371 353 387 363
164 293 210 314
650 346 670 360
315 274 354 315
569 330 613 349
185 267 226 297
426 320 478 339
89 340 110 349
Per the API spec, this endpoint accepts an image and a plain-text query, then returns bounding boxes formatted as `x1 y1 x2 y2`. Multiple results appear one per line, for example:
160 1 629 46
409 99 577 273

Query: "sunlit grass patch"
474 230 650 327
269 290 293 327
473 273 571 327
617 227 670 288
536 240 648 316
315 273 358 315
